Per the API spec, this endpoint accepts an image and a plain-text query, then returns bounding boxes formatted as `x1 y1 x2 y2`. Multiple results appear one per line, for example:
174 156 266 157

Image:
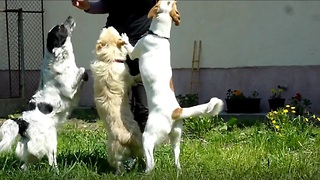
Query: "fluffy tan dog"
90 27 143 174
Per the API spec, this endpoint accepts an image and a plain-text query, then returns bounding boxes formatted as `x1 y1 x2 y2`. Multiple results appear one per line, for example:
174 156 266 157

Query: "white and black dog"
31 15 88 123
0 16 87 172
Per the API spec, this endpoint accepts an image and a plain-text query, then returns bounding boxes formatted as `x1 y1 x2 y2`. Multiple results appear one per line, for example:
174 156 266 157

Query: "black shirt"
105 0 156 45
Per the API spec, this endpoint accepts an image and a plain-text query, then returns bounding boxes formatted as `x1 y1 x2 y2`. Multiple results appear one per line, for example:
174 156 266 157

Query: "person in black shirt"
72 0 156 132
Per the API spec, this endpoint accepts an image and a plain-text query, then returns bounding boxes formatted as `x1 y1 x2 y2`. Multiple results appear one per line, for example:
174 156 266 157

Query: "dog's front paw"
79 67 85 73
78 67 88 81
121 33 130 44
82 71 89 81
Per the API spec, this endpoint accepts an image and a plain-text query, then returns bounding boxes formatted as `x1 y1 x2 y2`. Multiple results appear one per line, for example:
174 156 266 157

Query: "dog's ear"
116 39 125 48
148 0 161 19
170 1 180 26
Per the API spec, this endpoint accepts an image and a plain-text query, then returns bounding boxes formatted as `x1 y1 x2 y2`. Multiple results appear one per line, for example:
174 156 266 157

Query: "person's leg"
126 56 149 132
131 83 149 132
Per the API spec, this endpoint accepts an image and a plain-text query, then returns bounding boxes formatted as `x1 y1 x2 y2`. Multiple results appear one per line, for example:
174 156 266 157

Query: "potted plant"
268 87 285 111
225 89 261 113
289 93 312 116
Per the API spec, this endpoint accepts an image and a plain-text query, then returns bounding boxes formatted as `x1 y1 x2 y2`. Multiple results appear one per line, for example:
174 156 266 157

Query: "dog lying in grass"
122 0 224 173
91 27 144 174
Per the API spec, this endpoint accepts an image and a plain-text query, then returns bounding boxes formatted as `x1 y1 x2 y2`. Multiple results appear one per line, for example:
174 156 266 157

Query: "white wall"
170 1 320 68
43 1 106 69
2 1 320 70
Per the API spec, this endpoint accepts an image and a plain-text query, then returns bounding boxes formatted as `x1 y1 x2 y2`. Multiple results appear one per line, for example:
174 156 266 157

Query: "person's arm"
72 0 109 14
85 0 109 14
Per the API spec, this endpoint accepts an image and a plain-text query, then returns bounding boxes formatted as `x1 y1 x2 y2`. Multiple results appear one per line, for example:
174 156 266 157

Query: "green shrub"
176 94 198 107
184 116 238 138
265 104 319 150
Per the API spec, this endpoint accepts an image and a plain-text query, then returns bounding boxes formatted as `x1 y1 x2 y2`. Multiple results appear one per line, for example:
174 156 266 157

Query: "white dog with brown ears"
122 0 224 173
91 27 144 174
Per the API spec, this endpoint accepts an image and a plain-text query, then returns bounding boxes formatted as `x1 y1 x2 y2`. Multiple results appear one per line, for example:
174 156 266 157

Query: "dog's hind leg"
169 120 183 171
169 121 183 179
16 140 31 171
47 131 59 173
21 162 29 171
47 150 59 174
107 140 126 175
142 132 156 173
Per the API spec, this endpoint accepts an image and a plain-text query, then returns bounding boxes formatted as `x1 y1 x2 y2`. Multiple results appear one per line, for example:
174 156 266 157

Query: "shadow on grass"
57 151 115 175
69 107 99 122
0 155 21 170
0 151 113 175
58 151 145 176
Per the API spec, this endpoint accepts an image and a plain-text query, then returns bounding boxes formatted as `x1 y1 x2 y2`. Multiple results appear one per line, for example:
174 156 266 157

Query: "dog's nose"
66 16 75 23
64 16 76 28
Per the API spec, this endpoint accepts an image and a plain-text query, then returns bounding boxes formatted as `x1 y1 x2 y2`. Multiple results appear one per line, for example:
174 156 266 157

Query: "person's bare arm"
72 0 109 14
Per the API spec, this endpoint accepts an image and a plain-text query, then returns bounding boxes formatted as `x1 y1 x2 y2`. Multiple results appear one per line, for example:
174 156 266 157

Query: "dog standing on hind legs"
122 0 224 173
91 27 144 175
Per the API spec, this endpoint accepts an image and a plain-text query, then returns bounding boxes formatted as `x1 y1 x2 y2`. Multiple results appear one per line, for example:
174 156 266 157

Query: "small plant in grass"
184 116 238 138
266 104 320 133
184 116 215 138
265 104 320 151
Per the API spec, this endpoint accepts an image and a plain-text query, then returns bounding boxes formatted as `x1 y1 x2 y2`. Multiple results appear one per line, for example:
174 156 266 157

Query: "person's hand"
72 0 91 11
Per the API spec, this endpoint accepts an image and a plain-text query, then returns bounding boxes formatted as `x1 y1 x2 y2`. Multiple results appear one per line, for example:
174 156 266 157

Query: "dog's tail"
172 97 224 120
0 118 29 152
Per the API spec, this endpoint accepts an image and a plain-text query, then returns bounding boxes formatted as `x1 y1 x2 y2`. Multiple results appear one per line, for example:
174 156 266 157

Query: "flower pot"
225 98 261 113
268 98 285 111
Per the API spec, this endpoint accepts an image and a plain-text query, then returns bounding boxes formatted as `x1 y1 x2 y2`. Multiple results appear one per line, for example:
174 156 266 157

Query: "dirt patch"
65 118 103 131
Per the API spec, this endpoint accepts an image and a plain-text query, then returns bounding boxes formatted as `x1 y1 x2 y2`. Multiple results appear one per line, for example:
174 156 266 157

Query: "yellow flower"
312 115 316 119
291 110 296 114
273 111 278 114
272 120 276 124
291 106 295 110
317 117 320 121
286 104 290 108
189 117 193 119
283 109 288 113
275 125 280 129
304 118 309 122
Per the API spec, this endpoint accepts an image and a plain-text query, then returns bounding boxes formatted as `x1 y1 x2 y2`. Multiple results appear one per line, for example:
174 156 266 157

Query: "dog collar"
146 30 169 40
115 59 125 63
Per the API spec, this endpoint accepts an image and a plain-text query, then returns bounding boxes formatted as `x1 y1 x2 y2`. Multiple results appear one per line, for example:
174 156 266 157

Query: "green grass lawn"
0 109 319 179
